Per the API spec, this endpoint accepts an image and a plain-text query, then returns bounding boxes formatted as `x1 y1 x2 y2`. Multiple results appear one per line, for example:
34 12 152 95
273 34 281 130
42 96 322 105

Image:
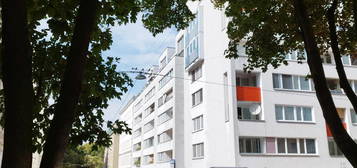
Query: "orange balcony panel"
326 122 347 137
236 86 261 102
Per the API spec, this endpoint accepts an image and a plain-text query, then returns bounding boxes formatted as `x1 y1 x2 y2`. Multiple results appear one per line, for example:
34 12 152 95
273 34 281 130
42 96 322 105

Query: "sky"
102 20 178 122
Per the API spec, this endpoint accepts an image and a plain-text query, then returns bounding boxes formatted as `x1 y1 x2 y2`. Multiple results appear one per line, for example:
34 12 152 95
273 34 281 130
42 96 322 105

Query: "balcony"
236 86 261 102
236 72 261 102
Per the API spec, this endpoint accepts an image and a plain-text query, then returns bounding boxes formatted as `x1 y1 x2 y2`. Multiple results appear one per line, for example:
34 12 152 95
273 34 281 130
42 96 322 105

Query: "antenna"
249 104 261 115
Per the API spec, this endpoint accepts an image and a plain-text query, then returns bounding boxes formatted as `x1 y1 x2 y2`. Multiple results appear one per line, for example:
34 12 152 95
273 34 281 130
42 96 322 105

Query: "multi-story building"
112 0 357 168
117 47 185 168
181 1 357 168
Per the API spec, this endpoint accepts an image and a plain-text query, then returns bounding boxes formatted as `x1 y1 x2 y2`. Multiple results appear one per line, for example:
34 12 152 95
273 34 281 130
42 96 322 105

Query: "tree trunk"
293 0 357 167
39 0 99 167
0 0 34 168
326 0 357 114
353 0 357 33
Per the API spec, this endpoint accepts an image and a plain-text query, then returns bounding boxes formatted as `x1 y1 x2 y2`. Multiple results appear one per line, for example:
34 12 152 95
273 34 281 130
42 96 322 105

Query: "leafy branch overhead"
0 0 195 153
213 0 356 72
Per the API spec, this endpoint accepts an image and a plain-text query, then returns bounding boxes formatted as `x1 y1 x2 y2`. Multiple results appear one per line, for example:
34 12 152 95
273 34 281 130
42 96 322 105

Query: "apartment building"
181 1 357 168
116 47 185 168
112 1 357 168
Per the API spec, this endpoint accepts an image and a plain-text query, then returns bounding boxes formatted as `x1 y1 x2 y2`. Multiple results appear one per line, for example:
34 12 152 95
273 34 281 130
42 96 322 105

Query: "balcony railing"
236 86 261 102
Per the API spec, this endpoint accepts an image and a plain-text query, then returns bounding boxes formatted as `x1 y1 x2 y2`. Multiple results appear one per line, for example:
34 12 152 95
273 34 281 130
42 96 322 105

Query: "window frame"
192 89 203 107
273 74 313 92
192 143 204 159
275 105 314 123
192 115 204 132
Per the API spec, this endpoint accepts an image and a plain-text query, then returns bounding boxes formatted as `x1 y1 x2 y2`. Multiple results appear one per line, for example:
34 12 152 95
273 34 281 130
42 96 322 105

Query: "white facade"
182 1 356 168
117 47 185 168
113 1 357 168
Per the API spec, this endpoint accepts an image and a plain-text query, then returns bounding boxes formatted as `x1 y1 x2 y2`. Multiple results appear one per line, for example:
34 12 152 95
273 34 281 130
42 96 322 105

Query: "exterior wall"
183 0 356 168
117 48 184 168
106 134 120 168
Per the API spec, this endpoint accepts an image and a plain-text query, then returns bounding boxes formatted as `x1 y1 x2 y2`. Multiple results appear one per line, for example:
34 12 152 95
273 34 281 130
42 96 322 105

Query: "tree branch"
326 0 357 115
39 0 99 167
293 0 357 166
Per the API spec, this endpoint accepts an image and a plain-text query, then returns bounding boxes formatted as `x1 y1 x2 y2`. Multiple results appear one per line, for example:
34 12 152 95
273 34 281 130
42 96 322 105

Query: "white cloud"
103 18 178 122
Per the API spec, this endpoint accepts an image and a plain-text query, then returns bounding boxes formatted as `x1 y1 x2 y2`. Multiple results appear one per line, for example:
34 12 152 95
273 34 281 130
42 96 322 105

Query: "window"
273 74 280 88
327 79 342 94
158 88 173 107
285 51 297 60
133 128 142 138
134 114 142 125
133 99 143 112
351 109 357 124
158 108 173 125
133 157 141 167
240 137 317 155
273 74 312 91
297 50 307 60
239 137 262 154
164 89 173 102
143 137 154 148
160 57 167 70
277 138 286 153
145 87 155 102
342 55 350 65
284 50 308 60
306 139 316 154
143 154 154 165
285 50 307 60
193 143 204 158
158 129 172 144
133 142 141 151
276 138 316 154
328 138 343 156
192 89 203 106
287 139 298 153
350 53 357 65
321 53 332 64
143 103 155 118
191 66 202 82
158 96 164 107
193 115 203 132
266 137 276 153
159 69 173 88
237 106 261 120
282 75 293 89
157 150 173 162
143 120 154 133
275 105 313 122
237 73 258 87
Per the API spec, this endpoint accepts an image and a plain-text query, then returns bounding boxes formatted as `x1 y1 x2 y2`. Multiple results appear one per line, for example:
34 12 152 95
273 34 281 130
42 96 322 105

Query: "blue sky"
102 20 177 122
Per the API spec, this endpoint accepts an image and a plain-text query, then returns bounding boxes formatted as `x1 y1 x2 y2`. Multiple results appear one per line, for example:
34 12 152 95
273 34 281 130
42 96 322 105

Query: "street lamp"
134 72 147 80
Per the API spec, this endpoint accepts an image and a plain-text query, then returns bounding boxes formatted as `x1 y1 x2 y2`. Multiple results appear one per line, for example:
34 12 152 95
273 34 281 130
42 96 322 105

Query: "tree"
62 144 105 168
0 0 195 168
213 0 357 166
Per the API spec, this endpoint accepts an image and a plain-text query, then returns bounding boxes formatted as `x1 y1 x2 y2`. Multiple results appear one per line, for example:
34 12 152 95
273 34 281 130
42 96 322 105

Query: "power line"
125 70 353 101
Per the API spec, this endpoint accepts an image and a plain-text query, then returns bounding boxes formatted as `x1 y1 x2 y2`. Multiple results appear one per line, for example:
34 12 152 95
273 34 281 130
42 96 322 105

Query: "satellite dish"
249 104 261 115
